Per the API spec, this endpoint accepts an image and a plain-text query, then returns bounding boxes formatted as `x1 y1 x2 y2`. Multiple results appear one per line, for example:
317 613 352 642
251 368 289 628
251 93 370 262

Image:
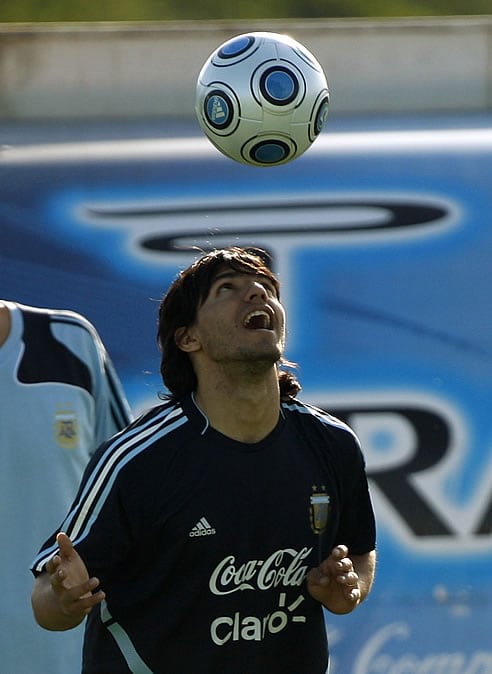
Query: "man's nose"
245 281 268 302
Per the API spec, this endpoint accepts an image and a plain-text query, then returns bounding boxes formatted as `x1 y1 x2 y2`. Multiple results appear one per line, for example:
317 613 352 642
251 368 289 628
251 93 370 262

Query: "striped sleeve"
31 401 186 574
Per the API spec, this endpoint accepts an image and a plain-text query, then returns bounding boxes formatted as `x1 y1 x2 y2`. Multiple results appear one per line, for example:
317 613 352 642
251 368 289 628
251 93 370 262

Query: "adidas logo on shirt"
189 517 216 537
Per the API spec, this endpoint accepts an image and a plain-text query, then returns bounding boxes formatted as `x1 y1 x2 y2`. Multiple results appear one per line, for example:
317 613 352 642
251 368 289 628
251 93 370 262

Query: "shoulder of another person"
0 302 12 346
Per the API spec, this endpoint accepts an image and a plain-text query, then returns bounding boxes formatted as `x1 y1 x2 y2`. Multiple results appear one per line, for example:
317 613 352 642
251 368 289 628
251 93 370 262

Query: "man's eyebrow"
212 271 275 286
212 271 240 283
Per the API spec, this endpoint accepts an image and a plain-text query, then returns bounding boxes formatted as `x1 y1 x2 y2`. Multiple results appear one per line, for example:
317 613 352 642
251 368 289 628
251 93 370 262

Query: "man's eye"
218 283 234 292
261 283 277 297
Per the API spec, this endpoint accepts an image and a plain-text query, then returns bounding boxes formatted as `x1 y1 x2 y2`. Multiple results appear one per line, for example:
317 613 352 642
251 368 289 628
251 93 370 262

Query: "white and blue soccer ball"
195 31 330 167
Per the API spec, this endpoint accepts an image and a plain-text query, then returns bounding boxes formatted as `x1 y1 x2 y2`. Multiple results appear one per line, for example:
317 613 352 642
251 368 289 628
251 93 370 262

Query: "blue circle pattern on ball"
315 98 329 135
250 140 290 164
260 68 298 105
204 91 233 129
219 35 254 59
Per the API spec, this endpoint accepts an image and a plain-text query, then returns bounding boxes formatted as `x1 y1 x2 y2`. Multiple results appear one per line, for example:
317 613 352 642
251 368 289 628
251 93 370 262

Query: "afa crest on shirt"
310 486 331 534
54 404 79 449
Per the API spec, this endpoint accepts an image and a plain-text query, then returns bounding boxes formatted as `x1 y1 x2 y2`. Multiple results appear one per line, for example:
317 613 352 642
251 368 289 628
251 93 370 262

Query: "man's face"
187 265 286 367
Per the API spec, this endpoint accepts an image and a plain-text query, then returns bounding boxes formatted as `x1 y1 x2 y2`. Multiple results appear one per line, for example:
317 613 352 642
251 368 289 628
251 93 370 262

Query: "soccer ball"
195 31 329 167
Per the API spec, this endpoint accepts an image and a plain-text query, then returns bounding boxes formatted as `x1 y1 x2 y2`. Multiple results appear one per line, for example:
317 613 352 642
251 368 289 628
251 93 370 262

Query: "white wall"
0 16 491 119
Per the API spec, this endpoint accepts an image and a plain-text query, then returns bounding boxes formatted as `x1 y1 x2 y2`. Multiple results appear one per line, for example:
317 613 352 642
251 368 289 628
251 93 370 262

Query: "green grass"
0 0 491 23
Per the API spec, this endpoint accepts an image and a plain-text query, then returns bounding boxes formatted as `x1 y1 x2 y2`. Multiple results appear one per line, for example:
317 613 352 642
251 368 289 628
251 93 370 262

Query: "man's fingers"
46 555 60 574
332 545 348 560
56 532 74 557
61 589 105 618
49 566 65 589
52 576 105 617
336 571 359 587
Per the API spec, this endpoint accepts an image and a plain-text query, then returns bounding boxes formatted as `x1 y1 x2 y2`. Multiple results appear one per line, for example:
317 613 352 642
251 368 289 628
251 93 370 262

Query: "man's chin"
238 350 282 371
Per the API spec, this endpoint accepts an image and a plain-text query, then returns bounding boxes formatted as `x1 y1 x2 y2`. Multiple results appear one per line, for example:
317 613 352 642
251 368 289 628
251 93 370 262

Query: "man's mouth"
243 310 272 330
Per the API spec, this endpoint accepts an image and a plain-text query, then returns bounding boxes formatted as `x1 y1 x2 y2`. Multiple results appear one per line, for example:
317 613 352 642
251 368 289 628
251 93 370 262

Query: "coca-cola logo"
209 547 312 596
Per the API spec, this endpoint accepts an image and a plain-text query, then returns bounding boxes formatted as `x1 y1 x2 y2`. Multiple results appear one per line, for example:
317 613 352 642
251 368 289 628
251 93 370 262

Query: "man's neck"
0 303 11 347
194 367 281 443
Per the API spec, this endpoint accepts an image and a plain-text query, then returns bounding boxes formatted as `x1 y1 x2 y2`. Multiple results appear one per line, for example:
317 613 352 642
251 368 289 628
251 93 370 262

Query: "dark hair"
157 247 301 400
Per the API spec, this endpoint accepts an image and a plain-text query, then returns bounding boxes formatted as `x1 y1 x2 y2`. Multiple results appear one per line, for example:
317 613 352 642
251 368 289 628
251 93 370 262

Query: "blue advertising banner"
1 121 491 672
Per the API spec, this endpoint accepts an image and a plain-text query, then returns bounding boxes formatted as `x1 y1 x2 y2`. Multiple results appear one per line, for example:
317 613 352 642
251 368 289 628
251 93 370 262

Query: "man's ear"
174 326 200 353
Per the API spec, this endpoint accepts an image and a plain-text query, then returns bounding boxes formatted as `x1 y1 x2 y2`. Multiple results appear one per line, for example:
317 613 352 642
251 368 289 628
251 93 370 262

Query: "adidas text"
189 517 216 537
189 527 216 537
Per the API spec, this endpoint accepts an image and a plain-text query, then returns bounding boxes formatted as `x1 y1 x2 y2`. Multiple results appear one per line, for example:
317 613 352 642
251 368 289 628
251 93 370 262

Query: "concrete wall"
0 16 491 119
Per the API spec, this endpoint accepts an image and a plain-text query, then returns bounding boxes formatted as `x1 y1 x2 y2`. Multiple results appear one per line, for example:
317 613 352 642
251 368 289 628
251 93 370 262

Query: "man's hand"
307 545 376 615
32 532 105 631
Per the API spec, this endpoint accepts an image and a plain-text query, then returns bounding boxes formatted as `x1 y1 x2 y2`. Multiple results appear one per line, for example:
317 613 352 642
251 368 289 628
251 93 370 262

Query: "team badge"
54 404 79 449
310 485 331 534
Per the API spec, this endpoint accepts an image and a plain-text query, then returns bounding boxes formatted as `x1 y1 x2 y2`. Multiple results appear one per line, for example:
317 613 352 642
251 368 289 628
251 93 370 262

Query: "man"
31 248 376 674
0 300 131 674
